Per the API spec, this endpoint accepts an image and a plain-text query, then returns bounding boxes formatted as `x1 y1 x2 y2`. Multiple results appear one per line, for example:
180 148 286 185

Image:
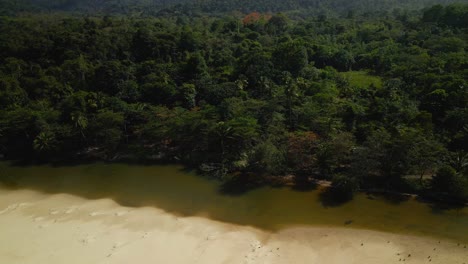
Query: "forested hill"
0 0 186 15
182 0 466 15
1 0 466 15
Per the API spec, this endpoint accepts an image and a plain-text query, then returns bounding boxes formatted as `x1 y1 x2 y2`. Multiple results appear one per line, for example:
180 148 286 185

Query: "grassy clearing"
340 71 383 89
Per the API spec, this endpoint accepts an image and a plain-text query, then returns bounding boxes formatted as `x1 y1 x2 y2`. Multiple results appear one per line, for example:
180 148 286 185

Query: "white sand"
0 188 467 264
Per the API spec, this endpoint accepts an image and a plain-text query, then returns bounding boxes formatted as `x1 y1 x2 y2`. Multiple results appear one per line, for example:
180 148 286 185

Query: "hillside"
1 0 466 15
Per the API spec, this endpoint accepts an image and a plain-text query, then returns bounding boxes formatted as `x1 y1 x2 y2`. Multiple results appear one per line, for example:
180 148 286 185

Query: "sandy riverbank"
0 187 467 264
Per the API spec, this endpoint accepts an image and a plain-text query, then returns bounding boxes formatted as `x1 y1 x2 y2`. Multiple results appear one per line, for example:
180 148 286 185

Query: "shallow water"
1 162 467 242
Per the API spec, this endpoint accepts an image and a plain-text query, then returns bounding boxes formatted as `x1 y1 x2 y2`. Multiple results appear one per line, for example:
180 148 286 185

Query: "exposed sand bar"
1 187 467 264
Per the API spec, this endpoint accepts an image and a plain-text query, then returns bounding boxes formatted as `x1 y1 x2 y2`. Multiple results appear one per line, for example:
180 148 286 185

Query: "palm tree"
213 121 234 176
71 112 88 139
33 132 55 153
449 151 468 175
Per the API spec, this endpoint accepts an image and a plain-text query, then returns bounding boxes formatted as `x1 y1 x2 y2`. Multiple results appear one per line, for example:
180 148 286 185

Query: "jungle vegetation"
0 1 467 202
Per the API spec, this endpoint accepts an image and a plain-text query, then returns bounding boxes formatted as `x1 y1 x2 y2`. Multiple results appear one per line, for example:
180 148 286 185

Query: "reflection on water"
1 162 467 242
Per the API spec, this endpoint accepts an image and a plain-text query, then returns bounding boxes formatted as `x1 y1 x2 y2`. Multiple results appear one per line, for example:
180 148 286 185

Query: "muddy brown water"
1 162 467 242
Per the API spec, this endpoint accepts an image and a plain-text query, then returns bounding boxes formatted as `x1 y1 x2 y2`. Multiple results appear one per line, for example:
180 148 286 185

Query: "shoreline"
258 174 468 207
3 158 466 207
1 187 468 264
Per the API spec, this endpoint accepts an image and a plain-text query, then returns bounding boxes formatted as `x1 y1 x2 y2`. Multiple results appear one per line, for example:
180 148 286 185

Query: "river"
1 161 467 243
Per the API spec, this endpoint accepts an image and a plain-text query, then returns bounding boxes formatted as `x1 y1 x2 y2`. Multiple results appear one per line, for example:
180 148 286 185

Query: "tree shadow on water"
7 158 176 168
291 176 318 192
429 202 466 215
415 195 467 215
0 174 17 188
366 191 411 205
218 172 262 196
318 187 354 208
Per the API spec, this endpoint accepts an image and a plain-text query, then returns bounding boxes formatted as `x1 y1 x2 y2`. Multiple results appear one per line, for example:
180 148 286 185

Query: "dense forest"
0 2 467 202
1 0 466 15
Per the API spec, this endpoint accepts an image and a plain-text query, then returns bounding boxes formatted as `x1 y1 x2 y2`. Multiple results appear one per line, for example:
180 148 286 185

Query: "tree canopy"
0 2 467 203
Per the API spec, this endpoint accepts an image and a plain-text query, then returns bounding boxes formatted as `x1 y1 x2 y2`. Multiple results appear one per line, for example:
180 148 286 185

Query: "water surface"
1 162 467 242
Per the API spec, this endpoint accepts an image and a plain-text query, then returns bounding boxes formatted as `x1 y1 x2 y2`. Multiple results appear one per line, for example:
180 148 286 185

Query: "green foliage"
33 131 57 153
1 0 462 17
89 110 125 154
431 166 468 201
249 140 286 174
423 4 468 28
0 76 28 108
0 3 466 202
340 71 383 89
273 40 308 76
266 13 289 35
317 132 355 177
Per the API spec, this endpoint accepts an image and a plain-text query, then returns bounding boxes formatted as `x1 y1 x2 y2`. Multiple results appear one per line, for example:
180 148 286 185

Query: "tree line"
1 0 465 16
